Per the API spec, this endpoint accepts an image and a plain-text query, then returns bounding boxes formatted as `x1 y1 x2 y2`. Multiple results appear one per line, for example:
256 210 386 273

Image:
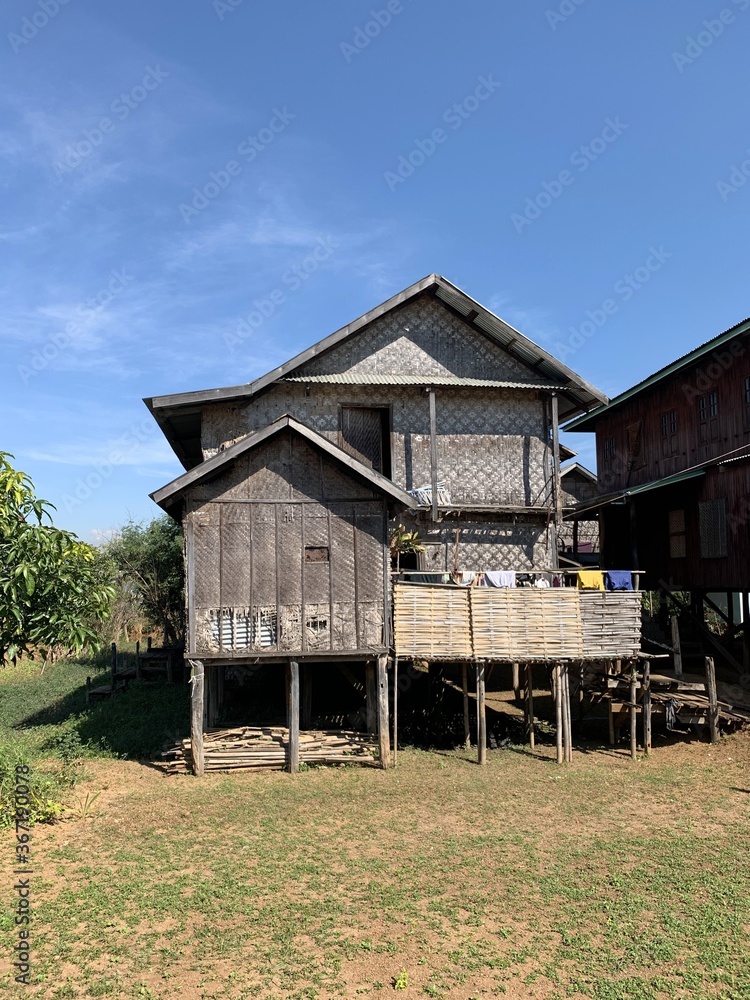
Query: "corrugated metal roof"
566 315 750 432
282 373 566 389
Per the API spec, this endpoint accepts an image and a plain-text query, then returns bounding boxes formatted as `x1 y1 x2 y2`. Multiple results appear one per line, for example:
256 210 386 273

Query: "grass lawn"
1 659 750 999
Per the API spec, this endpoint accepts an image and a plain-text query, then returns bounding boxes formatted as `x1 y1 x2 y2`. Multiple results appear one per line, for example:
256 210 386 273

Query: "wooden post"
462 662 471 749
189 660 205 776
428 388 439 522
475 663 481 749
671 615 683 676
477 661 487 765
629 662 638 761
288 660 300 773
554 663 563 765
525 663 535 750
551 394 562 533
393 656 399 766
301 665 312 730
377 655 391 769
642 661 652 756
705 656 719 744
365 662 377 734
512 661 521 703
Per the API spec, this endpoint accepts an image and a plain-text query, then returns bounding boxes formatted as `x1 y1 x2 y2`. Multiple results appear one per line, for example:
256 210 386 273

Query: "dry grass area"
2 730 750 1000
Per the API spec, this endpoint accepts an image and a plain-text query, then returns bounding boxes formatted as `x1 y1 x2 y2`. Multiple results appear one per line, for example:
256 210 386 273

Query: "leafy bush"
0 743 78 827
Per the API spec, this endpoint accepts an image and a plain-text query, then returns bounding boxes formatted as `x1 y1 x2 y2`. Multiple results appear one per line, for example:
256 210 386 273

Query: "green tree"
103 517 184 645
0 453 114 665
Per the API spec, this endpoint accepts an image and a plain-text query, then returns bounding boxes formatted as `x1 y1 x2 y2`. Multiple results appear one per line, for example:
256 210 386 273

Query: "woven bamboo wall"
393 584 642 661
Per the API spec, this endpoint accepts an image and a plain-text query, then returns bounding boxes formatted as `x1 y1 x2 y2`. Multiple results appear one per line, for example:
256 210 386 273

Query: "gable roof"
561 462 597 484
145 274 608 469
150 414 419 517
565 315 750 433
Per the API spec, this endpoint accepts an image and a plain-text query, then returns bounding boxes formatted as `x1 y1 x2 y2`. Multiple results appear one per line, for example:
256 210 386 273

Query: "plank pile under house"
147 274 656 774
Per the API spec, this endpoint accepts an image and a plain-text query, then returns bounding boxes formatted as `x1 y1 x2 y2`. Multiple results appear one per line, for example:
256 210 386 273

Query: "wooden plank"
189 659 205 776
671 615 683 676
705 656 719 744
288 660 300 773
377 655 391 769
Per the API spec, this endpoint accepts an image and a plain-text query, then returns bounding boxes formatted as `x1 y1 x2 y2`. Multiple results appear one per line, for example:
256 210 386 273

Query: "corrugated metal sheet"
283 373 565 389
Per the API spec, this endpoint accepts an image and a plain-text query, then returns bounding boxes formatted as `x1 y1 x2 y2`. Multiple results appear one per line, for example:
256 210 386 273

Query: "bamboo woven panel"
579 591 642 658
471 588 584 661
394 584 472 659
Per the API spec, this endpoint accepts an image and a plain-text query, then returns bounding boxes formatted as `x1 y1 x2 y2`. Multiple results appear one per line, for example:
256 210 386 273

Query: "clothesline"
399 569 637 591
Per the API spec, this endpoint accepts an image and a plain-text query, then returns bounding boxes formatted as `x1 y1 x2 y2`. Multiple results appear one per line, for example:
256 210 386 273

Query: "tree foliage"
103 517 184 645
0 453 114 665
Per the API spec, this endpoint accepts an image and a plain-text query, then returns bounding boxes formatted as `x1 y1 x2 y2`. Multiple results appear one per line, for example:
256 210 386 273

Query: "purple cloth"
605 571 633 591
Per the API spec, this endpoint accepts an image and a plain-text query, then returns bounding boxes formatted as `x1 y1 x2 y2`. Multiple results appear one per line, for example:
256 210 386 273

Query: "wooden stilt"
629 662 638 761
671 615 683 676
477 661 487 766
607 662 616 745
525 663 535 751
705 656 719 744
365 661 377 734
393 656 399 766
377 655 391 769
512 661 521 703
554 663 563 765
475 662 481 750
563 664 573 763
189 659 205 776
462 662 470 749
288 660 300 773
643 661 652 756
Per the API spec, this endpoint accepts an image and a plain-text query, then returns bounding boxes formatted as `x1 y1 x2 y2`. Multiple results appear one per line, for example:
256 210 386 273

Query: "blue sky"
2 0 749 542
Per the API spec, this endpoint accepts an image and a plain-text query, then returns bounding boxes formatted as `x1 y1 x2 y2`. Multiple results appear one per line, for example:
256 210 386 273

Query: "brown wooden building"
147 274 608 771
565 315 750 645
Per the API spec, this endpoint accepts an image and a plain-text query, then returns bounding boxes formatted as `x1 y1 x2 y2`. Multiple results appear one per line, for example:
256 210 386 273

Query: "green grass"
1 660 749 998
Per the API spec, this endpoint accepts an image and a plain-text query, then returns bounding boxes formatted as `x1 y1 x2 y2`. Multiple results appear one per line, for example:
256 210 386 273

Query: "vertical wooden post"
512 661 521 703
477 661 487 766
565 664 574 762
705 656 719 744
301 665 312 730
428 388 439 523
288 660 300 773
393 656 399 766
554 663 563 765
189 659 205 776
525 663 535 750
377 655 391 769
671 615 683 676
365 662 377 734
629 662 638 761
551 394 562 533
475 663 481 749
642 661 652 756
462 662 470 749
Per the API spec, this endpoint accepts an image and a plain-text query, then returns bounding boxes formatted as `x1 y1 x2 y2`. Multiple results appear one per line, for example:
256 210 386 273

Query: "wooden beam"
377 655 391 769
705 656 719 745
512 661 521 703
477 661 487 766
670 615 683 676
189 659 205 776
288 660 300 773
629 662 638 761
393 656 399 766
429 388 439 522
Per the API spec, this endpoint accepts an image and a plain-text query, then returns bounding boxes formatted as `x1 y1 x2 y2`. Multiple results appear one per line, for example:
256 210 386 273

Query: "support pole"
393 656 399 766
705 656 719 744
629 662 638 761
189 659 205 777
377 655 391 769
288 660 300 774
565 664 574 762
642 661 652 756
554 663 563 765
477 661 487 765
365 662 377 734
671 615 683 676
512 661 521 703
462 662 470 749
524 663 535 751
